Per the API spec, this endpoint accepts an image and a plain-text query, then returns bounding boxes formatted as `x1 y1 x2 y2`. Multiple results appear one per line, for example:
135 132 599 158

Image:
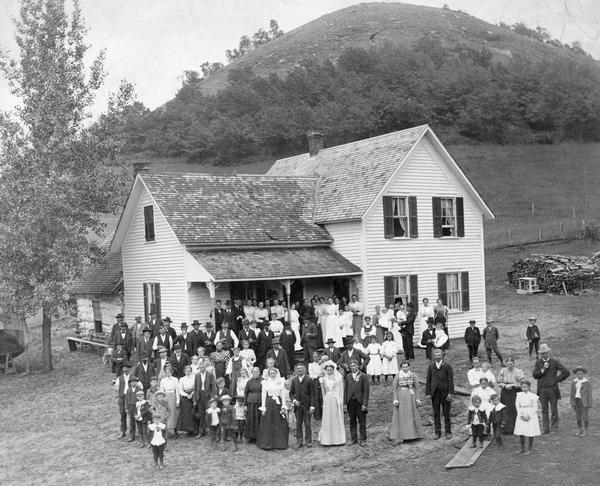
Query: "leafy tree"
226 20 284 62
0 0 133 371
200 61 223 79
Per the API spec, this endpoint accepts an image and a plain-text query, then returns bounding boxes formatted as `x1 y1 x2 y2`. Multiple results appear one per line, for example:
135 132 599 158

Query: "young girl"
219 395 235 449
206 398 221 442
233 395 247 451
471 377 495 414
236 368 250 400
570 366 592 437
353 335 366 354
226 347 246 397
489 393 507 449
308 351 324 420
148 415 167 470
239 340 256 371
381 332 399 386
513 380 540 454
365 335 383 385
467 395 489 448
361 316 376 343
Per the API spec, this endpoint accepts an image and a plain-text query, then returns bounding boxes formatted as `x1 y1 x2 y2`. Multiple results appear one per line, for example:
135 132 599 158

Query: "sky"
0 0 599 118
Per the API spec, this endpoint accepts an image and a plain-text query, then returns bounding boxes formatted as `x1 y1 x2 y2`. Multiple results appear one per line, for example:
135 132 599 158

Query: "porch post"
206 281 217 329
282 279 292 324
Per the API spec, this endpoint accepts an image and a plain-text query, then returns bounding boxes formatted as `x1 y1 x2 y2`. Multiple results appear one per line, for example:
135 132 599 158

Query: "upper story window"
432 196 464 238
383 196 418 239
144 205 155 241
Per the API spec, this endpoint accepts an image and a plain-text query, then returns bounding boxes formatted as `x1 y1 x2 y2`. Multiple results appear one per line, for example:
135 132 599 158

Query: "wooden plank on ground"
445 438 492 469
417 378 470 396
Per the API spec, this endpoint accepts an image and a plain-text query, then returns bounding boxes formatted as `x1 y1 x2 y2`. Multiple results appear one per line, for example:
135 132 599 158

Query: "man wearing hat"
193 361 217 438
131 316 145 351
338 336 370 377
215 319 239 352
169 343 190 379
113 363 142 439
425 348 455 440
203 321 217 355
483 318 504 367
266 338 291 378
163 317 177 341
570 366 591 437
113 320 133 357
152 326 173 359
153 347 169 379
174 322 193 356
137 326 153 362
300 319 320 365
109 313 126 347
238 319 257 350
148 310 162 338
189 320 204 354
133 351 154 391
526 316 541 360
464 319 481 365
420 318 436 361
323 338 341 363
532 343 570 434
399 302 417 361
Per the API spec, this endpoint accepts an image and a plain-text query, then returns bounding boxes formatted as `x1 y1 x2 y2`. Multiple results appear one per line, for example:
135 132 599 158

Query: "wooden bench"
66 336 110 354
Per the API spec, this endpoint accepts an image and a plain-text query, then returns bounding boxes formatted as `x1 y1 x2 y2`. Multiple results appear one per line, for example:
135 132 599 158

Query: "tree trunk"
23 316 31 375
42 306 53 372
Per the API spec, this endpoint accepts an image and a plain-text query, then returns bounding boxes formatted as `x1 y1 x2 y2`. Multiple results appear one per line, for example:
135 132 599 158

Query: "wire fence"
485 218 589 249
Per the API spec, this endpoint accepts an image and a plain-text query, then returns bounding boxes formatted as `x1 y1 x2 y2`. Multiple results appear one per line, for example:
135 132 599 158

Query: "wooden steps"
445 438 492 469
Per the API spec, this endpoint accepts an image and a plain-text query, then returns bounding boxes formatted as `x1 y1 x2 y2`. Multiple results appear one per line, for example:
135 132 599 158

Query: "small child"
526 317 541 360
148 415 167 470
283 378 296 432
365 335 383 385
206 398 221 442
514 380 540 454
233 395 247 451
360 316 376 343
489 393 507 449
570 366 592 437
353 335 366 354
134 389 152 448
215 377 230 406
146 376 159 403
219 395 235 449
381 332 399 386
467 395 489 448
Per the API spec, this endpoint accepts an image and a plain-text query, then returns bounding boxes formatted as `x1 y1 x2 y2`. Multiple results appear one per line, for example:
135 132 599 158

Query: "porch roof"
190 247 362 282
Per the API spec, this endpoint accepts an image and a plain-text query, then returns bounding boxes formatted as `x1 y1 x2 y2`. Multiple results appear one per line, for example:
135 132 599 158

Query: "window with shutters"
437 272 469 311
384 274 418 308
441 198 456 236
92 300 103 333
432 197 464 238
383 196 418 239
144 205 155 242
143 282 161 322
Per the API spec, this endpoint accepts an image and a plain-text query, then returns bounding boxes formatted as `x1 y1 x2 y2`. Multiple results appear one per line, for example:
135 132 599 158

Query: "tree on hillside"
0 0 133 372
225 20 284 62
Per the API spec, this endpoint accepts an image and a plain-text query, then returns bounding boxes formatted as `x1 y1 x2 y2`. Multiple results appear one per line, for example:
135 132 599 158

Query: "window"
432 197 464 238
384 275 418 308
437 272 469 311
383 196 418 239
144 205 155 241
92 300 103 333
143 283 161 322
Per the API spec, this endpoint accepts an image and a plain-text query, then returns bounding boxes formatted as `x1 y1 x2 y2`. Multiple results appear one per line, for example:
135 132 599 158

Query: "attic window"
144 205 155 242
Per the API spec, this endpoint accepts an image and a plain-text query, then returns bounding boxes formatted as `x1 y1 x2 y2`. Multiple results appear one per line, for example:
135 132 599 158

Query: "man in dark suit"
464 320 482 365
289 364 317 448
532 343 570 434
266 338 290 378
153 347 169 377
136 327 153 363
148 311 163 338
189 320 204 355
168 344 190 379
399 302 416 360
113 321 133 357
301 319 319 365
421 318 436 361
231 299 245 335
163 317 177 341
174 322 193 356
344 359 370 446
210 300 225 332
202 321 217 355
255 326 273 370
338 336 370 376
238 319 257 349
193 362 217 438
109 313 125 346
132 352 153 391
323 338 341 362
425 348 455 439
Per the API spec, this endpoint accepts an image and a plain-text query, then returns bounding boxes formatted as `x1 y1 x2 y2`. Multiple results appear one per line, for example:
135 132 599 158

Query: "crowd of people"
108 297 592 469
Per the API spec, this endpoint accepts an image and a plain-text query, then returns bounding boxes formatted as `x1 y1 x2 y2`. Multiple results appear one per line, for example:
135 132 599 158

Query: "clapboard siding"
325 221 363 267
122 190 188 324
363 137 486 338
188 282 231 323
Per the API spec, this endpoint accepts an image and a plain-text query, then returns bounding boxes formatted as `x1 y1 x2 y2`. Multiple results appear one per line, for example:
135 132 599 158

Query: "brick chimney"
133 162 150 178
307 131 324 157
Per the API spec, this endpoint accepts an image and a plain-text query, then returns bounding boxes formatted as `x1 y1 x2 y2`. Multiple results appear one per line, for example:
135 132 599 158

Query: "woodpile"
508 252 600 294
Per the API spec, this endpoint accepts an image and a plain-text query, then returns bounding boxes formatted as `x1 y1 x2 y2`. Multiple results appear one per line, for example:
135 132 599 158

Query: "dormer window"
144 205 155 241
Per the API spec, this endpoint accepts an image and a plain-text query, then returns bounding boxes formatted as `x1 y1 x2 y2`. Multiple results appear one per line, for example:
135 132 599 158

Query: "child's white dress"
148 422 166 446
513 391 541 437
381 340 399 375
365 342 383 376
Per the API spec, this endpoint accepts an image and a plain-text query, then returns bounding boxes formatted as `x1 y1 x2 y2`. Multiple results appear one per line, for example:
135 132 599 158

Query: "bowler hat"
325 338 336 345
135 316 142 321
139 352 149 359
272 337 280 345
538 343 551 353
342 336 354 346
163 317 172 323
528 316 537 321
173 343 182 350
180 322 187 328
192 320 201 326
469 320 476 324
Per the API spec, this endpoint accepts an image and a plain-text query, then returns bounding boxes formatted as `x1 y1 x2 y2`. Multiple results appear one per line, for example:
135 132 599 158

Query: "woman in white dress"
340 304 354 337
392 304 406 345
319 361 346 446
513 380 541 454
239 340 256 371
418 298 435 339
285 304 303 351
365 335 383 385
159 364 180 438
377 305 394 343
323 297 344 348
243 299 256 323
381 332 399 385
235 367 250 399
253 301 269 328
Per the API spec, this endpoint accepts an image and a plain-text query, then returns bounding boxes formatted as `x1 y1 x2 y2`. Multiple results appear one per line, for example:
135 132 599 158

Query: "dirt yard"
1 239 599 486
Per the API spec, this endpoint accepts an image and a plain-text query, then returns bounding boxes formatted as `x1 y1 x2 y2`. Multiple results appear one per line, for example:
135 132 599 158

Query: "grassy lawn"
2 239 598 485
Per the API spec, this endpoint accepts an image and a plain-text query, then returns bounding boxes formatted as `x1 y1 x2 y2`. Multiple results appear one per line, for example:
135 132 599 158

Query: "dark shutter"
143 283 148 322
461 272 470 311
383 196 394 239
409 274 419 306
144 205 155 241
456 197 465 237
437 273 447 306
384 276 395 308
155 283 162 319
432 197 442 238
408 196 418 238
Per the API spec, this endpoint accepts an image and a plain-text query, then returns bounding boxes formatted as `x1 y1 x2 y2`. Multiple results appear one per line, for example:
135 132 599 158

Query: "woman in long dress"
340 305 354 337
235 367 250 399
497 357 524 434
513 380 541 453
381 332 399 385
390 361 424 444
177 365 197 435
365 335 383 385
226 347 246 395
319 361 346 446
323 297 344 349
159 364 180 438
257 368 289 450
286 304 303 352
244 367 263 443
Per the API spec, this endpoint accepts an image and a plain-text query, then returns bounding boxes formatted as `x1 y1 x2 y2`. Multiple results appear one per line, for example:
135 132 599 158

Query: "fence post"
539 227 543 241
560 222 564 238
508 230 512 245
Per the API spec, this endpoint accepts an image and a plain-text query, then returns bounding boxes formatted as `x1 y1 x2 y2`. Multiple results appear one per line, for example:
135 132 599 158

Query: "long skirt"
390 388 424 441
245 402 261 440
500 388 518 434
177 395 197 433
164 392 179 430
319 392 346 445
323 315 344 348
352 315 363 337
256 397 289 450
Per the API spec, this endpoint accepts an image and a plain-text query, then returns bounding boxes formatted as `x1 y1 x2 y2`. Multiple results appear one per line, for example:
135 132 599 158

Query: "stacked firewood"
508 253 600 293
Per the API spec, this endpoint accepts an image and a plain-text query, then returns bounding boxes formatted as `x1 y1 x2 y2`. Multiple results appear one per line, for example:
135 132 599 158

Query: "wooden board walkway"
445 438 492 469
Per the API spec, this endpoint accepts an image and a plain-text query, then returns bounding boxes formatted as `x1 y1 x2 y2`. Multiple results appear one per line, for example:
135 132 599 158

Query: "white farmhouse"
110 125 493 338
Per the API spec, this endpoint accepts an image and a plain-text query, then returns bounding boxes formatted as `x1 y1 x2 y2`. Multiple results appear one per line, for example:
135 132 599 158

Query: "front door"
332 278 350 301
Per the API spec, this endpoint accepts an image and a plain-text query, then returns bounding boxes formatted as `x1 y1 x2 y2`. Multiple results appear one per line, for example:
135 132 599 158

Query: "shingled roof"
140 174 331 246
191 247 361 281
71 252 123 295
268 125 429 223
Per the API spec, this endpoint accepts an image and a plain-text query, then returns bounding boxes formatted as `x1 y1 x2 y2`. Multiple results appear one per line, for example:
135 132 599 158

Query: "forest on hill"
121 5 600 164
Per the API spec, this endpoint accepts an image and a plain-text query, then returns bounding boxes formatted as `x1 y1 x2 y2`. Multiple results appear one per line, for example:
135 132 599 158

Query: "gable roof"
138 174 331 246
268 125 494 223
70 252 123 295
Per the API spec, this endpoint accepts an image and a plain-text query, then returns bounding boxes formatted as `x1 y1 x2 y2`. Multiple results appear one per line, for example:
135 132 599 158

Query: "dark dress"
177 380 198 434
244 377 263 441
256 382 289 450
209 350 230 380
